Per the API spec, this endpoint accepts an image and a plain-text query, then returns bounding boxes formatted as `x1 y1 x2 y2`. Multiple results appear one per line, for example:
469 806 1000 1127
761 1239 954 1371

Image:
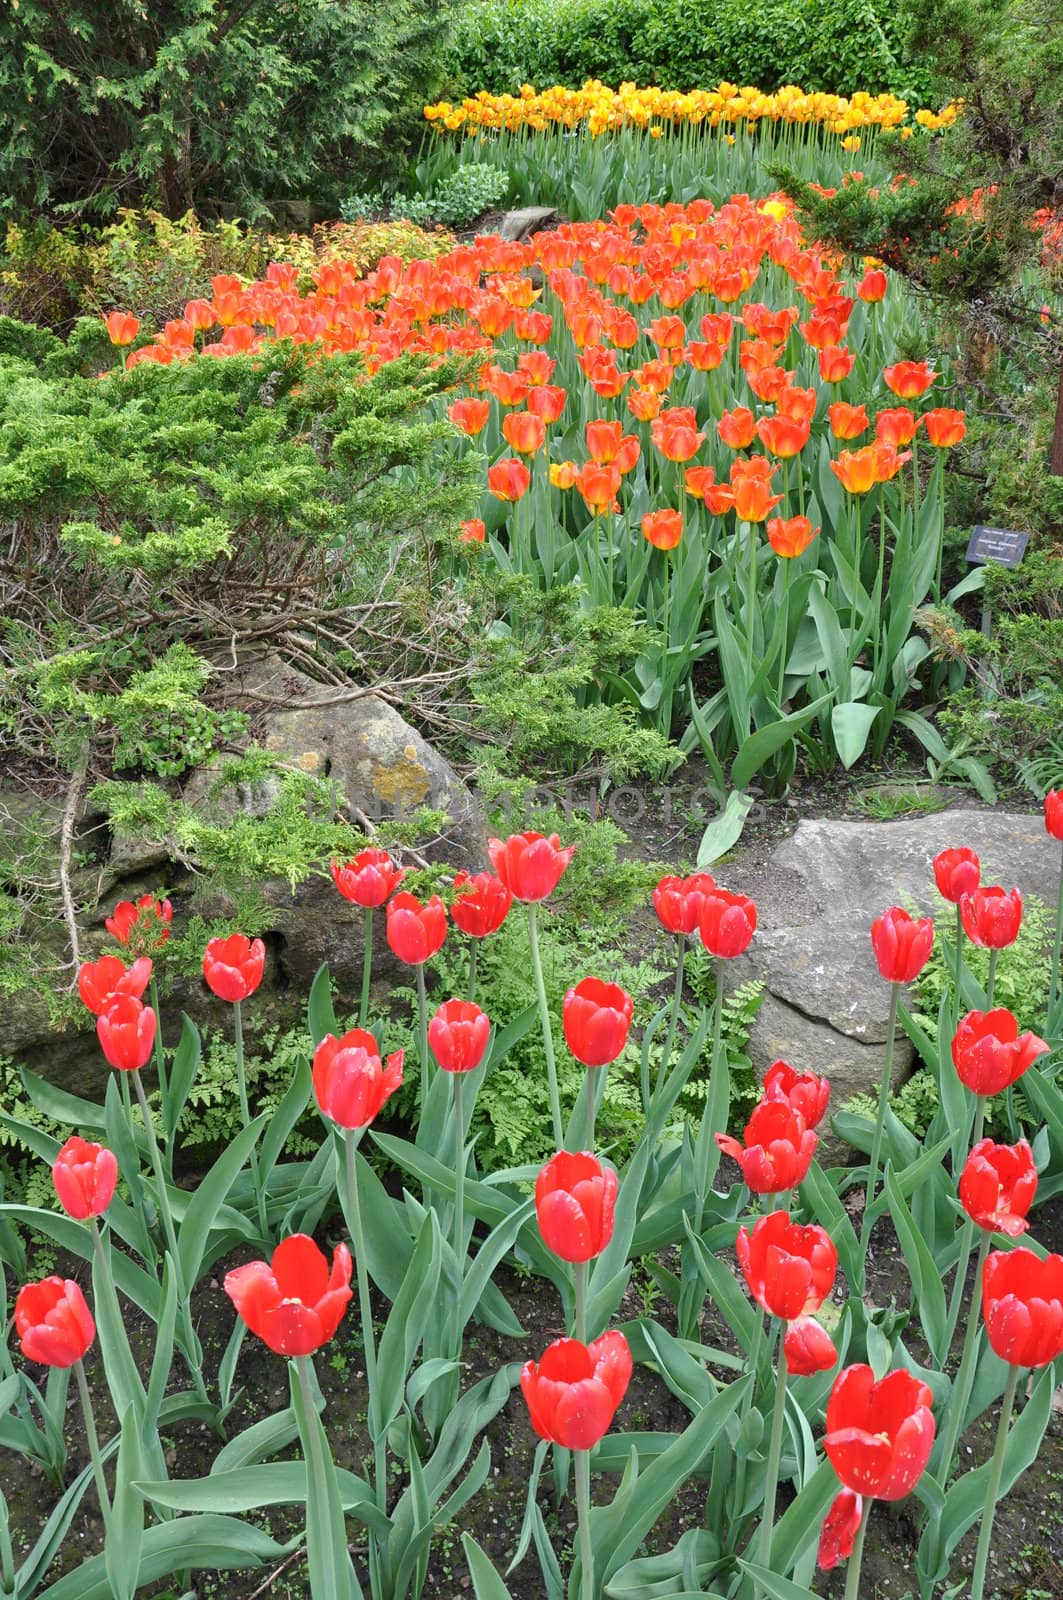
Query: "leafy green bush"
444 0 921 98
1 0 460 219
342 165 510 229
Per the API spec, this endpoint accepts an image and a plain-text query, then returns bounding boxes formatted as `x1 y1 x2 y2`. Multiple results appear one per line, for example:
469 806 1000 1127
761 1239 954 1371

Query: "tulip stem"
944 1101 986 1353
986 947 998 1010
939 1231 991 1484
528 902 564 1150
573 1260 588 1345
452 1074 466 1359
954 903 964 1034
467 939 478 1006
970 1363 1021 1600
234 1001 269 1245
654 937 686 1107
148 972 168 1128
575 1447 594 1600
842 1505 869 1600
131 1069 209 1405
756 1323 788 1589
342 1129 386 1515
1050 840 1063 1028
359 907 373 1029
74 1359 111 1526
859 979 901 1269
416 965 430 1126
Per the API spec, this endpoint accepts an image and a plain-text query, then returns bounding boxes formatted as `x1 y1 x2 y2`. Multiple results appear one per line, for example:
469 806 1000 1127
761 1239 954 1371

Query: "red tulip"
870 906 934 983
736 1209 837 1319
1045 789 1063 841
105 895 173 950
77 954 153 1016
818 1488 863 1570
52 1137 118 1220
763 1060 831 1127
535 1151 618 1262
883 360 936 399
487 458 531 502
450 871 513 937
224 1234 352 1357
784 1315 838 1376
982 1247 1063 1367
203 934 265 1002
858 269 888 302
487 831 574 902
652 872 716 936
563 978 633 1067
824 1364 935 1498
952 1008 1048 1095
313 1029 403 1128
428 999 491 1073
16 1277 95 1371
520 1331 632 1449
959 1139 1037 1236
385 892 447 964
715 1100 817 1194
960 885 1022 949
698 889 757 959
97 994 156 1072
330 850 405 908
460 519 486 544
932 847 980 903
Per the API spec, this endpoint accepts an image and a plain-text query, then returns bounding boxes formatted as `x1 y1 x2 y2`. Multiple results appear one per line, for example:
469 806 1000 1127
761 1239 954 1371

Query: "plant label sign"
966 525 1028 568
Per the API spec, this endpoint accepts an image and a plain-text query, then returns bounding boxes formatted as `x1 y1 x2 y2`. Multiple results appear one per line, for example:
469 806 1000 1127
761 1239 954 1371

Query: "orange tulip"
527 385 567 424
883 360 936 398
448 397 490 436
875 407 918 448
829 402 869 440
701 313 734 345
488 458 531 502
819 345 855 383
585 420 623 464
686 340 727 372
800 313 848 351
718 407 757 450
627 388 663 422
746 365 792 404
651 417 705 463
484 367 530 407
517 350 555 385
184 298 215 330
684 465 716 496
922 408 966 447
460 519 486 544
103 312 139 346
642 509 683 550
858 269 888 302
776 386 817 424
831 446 880 495
503 411 547 455
730 458 784 522
767 515 819 558
757 413 810 459
580 349 628 398
576 461 622 513
631 358 673 395
550 460 579 490
604 310 639 350
872 441 912 482
648 315 687 351
614 435 641 475
514 309 553 343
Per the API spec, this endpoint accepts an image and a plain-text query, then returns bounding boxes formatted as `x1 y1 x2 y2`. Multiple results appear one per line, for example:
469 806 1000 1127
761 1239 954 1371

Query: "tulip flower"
857 269 888 302
52 1137 118 1221
830 445 879 495
575 460 621 513
1044 789 1063 840
428 999 490 1074
520 1331 631 1449
960 1139 1037 1236
460 518 485 544
875 406 918 447
777 385 817 424
684 464 715 497
718 406 757 449
488 831 574 903
15 1277 96 1369
1047 790 1063 1021
536 1151 617 1264
870 906 934 983
767 514 818 558
642 508 683 549
756 413 810 458
202 934 265 1003
763 1059 831 1127
502 410 547 455
77 954 153 1016
698 888 757 959
872 439 911 482
653 872 715 936
819 344 855 382
736 1210 837 1320
883 360 936 398
330 849 404 908
313 1029 403 1129
585 419 624 463
969 1249 1063 1599
447 397 490 436
526 384 566 423
715 1100 817 1194
728 458 784 521
450 871 512 941
105 894 173 951
952 1008 1048 1096
97 994 156 1073
651 416 705 463
784 1315 839 1375
224 1234 352 1357
819 1366 934 1582
829 401 868 440
563 977 633 1068
922 408 966 447
103 311 140 346
487 458 531 501
933 847 980 903
960 885 1022 952
628 386 663 421
386 892 447 966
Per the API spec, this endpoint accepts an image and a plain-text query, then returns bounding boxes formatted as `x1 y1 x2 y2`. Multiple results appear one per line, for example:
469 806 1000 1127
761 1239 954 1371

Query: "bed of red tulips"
2 793 1063 1599
103 192 974 789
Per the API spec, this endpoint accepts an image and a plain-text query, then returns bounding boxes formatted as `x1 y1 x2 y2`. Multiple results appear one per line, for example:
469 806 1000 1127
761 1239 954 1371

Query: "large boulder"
723 809 1054 1112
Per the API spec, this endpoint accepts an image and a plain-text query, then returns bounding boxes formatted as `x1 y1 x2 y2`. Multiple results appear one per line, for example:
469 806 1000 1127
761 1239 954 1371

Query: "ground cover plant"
2 806 1063 1598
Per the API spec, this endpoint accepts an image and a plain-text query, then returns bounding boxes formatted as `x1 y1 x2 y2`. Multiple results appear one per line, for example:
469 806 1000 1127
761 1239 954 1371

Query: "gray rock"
499 207 558 242
722 809 1056 1119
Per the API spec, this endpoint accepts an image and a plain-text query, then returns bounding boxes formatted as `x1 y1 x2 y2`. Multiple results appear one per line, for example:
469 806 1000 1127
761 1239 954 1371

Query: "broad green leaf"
696 788 754 868
106 1407 144 1600
136 1462 384 1527
308 962 340 1044
831 701 880 768
162 1013 200 1146
37 1515 288 1599
730 695 832 793
19 1067 108 1133
212 1407 299 1475
885 1167 948 1363
738 1561 820 1599
290 1360 361 1600
372 1210 441 1440
462 1534 516 1600
177 1114 267 1289
259 1051 312 1178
